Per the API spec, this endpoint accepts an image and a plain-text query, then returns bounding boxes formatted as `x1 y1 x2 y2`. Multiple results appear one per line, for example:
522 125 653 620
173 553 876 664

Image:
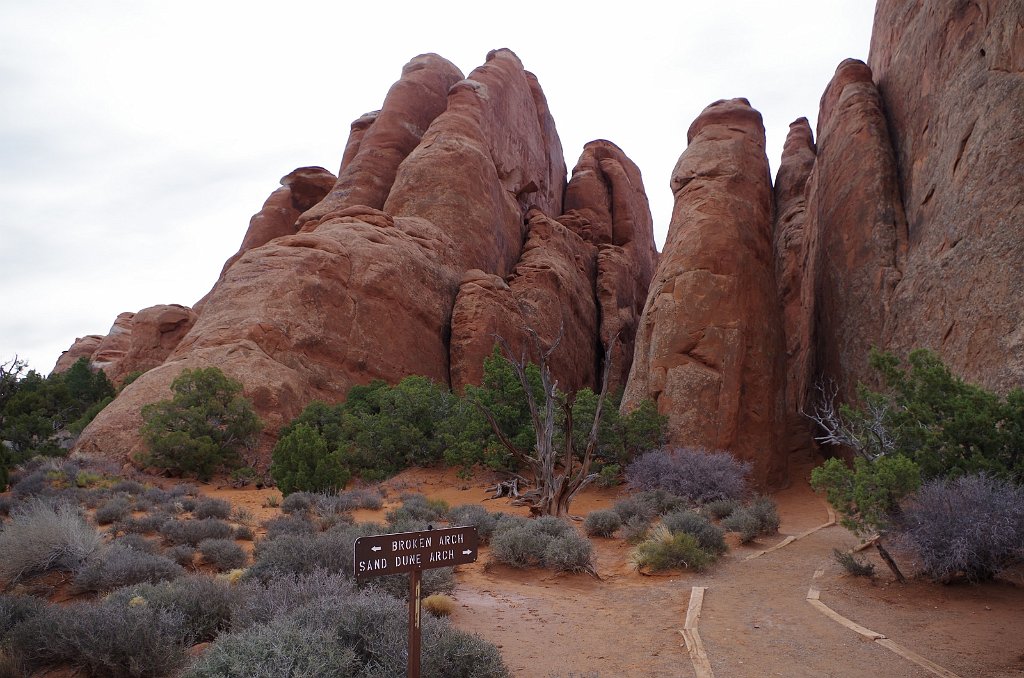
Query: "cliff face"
622 99 787 488
72 50 658 466
869 0 1024 393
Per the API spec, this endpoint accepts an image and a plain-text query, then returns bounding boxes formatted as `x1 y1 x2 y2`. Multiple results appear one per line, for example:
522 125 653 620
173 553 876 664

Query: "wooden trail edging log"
679 586 714 678
805 584 962 677
745 506 836 561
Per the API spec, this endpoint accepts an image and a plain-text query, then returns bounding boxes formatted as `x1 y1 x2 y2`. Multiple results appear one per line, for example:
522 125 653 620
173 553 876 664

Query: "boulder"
622 98 786 488
105 304 198 384
89 312 136 375
51 335 104 374
869 0 1024 392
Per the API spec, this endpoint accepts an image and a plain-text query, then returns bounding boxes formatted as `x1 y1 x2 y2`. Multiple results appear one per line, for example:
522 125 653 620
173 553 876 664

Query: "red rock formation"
105 305 198 384
622 98 786 488
772 118 817 458
449 209 598 393
560 140 658 389
75 50 571 466
869 0 1024 392
383 49 566 276
52 335 104 374
89 312 135 375
298 54 463 230
801 59 908 402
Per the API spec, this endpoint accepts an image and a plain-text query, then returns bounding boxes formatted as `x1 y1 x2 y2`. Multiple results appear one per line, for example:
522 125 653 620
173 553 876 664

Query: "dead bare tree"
475 326 618 518
802 378 896 460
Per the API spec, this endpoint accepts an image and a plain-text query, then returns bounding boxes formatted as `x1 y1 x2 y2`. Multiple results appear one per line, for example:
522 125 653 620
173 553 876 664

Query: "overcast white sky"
0 0 876 373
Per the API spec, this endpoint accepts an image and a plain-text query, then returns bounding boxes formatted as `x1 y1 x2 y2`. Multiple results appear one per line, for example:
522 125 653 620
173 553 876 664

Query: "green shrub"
747 496 781 535
702 498 740 520
262 513 318 541
612 489 685 524
661 510 726 555
270 423 351 496
140 367 262 480
386 493 449 524
94 495 132 525
192 497 231 520
8 600 187 678
160 518 234 546
721 508 762 543
583 509 622 537
198 538 247 571
490 516 593 572
630 526 713 572
833 549 875 577
844 349 1024 481
0 499 102 584
183 617 360 678
621 516 649 543
75 543 183 593
107 575 236 642
811 455 921 536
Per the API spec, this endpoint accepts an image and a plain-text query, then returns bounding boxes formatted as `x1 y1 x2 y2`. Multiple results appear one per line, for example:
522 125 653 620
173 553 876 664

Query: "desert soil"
200 463 1024 677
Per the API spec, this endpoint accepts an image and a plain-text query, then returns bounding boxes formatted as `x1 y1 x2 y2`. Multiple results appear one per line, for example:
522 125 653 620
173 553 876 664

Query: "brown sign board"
354 525 479 580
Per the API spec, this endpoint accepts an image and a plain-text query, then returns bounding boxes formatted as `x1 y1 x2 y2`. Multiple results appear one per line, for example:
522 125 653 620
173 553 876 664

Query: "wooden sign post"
354 525 479 678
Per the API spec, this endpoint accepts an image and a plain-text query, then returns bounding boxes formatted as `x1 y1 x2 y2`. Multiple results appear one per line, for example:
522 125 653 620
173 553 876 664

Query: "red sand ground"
28 464 1024 677
203 463 1024 677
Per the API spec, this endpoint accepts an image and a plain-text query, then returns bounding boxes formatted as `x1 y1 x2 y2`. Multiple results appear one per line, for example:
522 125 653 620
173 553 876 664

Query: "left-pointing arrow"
371 546 382 552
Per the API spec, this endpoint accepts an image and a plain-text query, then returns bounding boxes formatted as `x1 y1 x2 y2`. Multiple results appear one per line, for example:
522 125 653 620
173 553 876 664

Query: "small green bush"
160 518 234 546
661 510 726 555
192 497 232 520
198 538 248 571
583 509 622 537
140 367 262 480
833 549 876 577
94 495 132 525
107 575 236 642
630 526 713 572
702 498 740 520
612 490 685 524
270 423 351 496
8 600 188 678
747 497 780 534
721 508 761 543
490 516 592 572
183 617 360 678
262 513 318 541
75 543 183 593
446 504 505 543
386 494 449 524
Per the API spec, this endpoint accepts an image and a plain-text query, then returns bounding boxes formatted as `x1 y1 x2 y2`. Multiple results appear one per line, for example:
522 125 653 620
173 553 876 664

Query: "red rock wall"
52 335 104 374
622 99 786 488
869 0 1024 393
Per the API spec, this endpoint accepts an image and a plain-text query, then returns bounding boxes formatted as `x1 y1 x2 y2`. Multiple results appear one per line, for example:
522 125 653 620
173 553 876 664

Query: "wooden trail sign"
354 525 479 678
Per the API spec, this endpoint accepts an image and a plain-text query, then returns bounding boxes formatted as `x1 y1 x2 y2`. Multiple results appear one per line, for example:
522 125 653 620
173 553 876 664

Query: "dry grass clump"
422 593 456 617
0 499 102 585
630 525 714 573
